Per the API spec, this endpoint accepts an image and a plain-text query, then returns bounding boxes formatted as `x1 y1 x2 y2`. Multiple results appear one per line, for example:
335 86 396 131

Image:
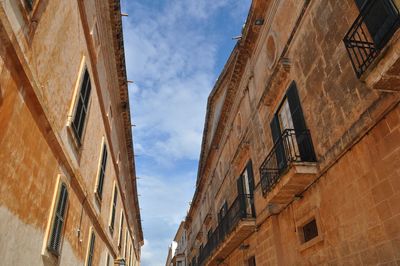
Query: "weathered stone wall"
186 0 400 265
0 0 141 265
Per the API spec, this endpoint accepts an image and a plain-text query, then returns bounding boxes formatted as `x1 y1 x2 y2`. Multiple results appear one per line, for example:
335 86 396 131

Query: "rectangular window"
129 244 132 266
218 201 228 223
48 183 68 256
96 143 108 200
24 0 34 10
86 230 96 266
248 256 256 266
177 262 182 266
302 219 318 243
109 185 118 233
72 69 92 145
106 253 111 266
124 229 128 259
118 212 124 248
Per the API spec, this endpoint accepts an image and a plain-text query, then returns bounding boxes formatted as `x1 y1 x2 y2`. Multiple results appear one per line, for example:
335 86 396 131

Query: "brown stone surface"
184 0 400 265
0 0 142 265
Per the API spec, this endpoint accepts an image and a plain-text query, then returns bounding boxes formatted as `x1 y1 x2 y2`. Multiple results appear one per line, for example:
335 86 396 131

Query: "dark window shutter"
87 231 96 266
248 256 256 266
286 82 315 162
355 0 399 48
286 82 306 133
49 183 68 255
97 144 107 199
246 161 255 194
237 175 245 216
270 115 287 171
110 187 118 231
72 70 92 145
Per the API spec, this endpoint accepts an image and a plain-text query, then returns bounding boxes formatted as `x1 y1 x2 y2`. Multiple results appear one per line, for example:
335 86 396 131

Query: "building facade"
185 0 400 265
0 0 143 265
166 222 187 266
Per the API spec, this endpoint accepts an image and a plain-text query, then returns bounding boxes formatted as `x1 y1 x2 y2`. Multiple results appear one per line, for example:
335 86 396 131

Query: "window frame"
41 175 70 262
296 209 324 251
67 61 93 152
109 184 118 234
86 228 96 266
95 140 108 203
118 211 124 248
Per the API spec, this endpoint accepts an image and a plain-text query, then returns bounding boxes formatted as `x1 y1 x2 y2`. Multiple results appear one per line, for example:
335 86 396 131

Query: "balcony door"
237 161 255 218
278 98 299 161
270 82 315 172
355 0 400 48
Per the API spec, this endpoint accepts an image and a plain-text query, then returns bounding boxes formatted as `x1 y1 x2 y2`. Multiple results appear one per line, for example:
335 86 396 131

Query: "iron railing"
343 0 400 78
197 194 255 266
259 129 316 196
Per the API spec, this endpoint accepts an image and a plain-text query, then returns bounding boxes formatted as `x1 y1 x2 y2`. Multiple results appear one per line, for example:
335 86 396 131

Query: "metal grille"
343 0 400 78
259 129 316 196
197 194 255 266
96 144 108 200
72 69 92 145
48 183 68 255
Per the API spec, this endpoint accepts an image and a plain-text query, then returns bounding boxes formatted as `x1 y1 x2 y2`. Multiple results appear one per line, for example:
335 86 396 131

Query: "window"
106 253 111 266
48 183 68 256
124 229 128 259
129 244 132 266
218 201 228 223
24 0 34 10
248 256 256 266
237 161 255 217
118 212 124 248
177 262 182 266
355 0 399 47
109 185 118 233
95 143 108 201
86 230 96 266
72 69 92 145
302 219 318 243
207 229 212 241
270 82 315 171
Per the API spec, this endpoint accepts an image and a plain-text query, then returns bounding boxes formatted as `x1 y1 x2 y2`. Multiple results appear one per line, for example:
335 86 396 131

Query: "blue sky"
121 1 251 265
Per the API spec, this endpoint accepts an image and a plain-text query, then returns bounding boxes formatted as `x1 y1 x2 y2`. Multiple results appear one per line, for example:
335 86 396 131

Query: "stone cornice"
186 0 270 223
107 0 144 244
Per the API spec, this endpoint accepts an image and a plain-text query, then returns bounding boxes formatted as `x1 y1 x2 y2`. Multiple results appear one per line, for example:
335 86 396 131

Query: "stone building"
0 0 143 265
185 0 400 265
166 222 188 266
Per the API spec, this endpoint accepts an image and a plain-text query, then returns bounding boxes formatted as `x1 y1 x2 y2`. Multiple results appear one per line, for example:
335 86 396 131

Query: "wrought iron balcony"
197 194 255 266
260 129 316 197
343 0 400 78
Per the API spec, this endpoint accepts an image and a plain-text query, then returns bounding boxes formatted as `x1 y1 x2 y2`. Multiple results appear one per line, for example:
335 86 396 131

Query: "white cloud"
121 0 251 265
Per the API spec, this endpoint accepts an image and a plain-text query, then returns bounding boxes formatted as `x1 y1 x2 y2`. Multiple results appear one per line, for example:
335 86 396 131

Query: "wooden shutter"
97 144 107 199
355 0 399 48
110 186 118 231
87 231 96 266
49 183 68 255
286 82 315 162
270 115 287 171
118 214 124 247
246 161 255 195
72 70 92 144
237 175 246 216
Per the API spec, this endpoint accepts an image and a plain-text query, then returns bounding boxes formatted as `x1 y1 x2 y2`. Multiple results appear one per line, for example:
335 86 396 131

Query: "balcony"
343 0 400 78
260 129 317 207
197 194 255 266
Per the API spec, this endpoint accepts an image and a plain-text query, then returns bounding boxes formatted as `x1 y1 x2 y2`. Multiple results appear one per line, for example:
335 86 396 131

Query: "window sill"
298 235 324 252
